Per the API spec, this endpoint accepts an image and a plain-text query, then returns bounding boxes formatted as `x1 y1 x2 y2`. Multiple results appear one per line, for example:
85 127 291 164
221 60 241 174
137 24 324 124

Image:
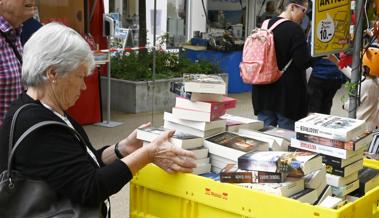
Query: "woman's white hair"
22 22 95 87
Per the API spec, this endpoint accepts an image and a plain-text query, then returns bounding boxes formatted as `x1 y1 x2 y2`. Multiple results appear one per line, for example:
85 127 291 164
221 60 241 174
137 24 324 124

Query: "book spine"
290 138 350 159
326 160 363 177
220 171 284 183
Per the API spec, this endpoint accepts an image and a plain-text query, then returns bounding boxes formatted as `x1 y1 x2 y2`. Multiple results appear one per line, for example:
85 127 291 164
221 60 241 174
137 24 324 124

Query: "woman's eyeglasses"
293 3 307 14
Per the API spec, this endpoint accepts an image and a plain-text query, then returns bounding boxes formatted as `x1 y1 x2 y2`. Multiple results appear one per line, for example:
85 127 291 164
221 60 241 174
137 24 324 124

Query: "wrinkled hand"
148 130 197 174
119 122 151 155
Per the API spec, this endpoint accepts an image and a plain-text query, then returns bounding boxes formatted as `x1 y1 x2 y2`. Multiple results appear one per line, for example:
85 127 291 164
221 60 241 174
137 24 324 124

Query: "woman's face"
291 2 308 23
52 63 88 110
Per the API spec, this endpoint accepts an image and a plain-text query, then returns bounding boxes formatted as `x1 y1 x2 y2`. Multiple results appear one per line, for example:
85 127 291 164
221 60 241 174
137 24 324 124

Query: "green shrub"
110 50 222 81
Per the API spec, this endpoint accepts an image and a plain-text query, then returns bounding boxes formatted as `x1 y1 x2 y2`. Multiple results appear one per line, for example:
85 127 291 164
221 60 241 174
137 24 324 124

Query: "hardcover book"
163 112 227 131
136 127 203 149
203 132 269 162
183 73 227 95
325 159 364 177
294 113 367 141
220 114 264 132
170 81 223 102
220 164 285 183
238 151 323 177
296 132 372 151
237 178 305 197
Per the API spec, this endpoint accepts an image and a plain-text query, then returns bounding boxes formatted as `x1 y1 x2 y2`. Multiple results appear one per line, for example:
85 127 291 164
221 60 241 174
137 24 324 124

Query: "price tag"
317 14 335 43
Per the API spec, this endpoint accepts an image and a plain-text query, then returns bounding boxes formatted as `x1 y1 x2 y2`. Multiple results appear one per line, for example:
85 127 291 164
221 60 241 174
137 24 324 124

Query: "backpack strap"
267 18 289 32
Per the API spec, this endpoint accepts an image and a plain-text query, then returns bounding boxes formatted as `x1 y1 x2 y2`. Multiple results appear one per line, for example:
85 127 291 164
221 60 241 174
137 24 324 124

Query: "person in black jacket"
251 0 312 130
0 22 196 217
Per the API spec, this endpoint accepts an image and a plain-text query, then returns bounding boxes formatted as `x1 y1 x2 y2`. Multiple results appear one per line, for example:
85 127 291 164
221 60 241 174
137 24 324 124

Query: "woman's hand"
118 122 151 156
147 130 197 174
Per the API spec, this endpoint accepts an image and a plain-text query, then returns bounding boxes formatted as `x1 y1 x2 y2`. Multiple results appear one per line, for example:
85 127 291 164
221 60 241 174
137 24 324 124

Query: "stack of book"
291 113 371 199
136 127 211 174
218 151 324 203
203 132 270 173
167 74 236 138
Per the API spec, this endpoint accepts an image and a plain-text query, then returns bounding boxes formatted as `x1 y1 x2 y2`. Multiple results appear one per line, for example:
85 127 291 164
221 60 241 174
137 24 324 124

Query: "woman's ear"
46 67 58 83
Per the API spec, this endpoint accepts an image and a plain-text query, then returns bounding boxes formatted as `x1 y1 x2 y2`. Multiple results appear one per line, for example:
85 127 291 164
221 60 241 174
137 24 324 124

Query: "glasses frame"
293 3 307 14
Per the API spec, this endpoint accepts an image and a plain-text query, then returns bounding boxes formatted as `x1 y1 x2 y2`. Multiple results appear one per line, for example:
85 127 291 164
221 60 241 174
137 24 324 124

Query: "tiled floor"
84 88 348 218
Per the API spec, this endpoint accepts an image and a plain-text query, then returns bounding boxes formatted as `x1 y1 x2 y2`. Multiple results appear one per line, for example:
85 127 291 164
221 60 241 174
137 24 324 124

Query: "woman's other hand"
118 122 151 156
148 130 197 174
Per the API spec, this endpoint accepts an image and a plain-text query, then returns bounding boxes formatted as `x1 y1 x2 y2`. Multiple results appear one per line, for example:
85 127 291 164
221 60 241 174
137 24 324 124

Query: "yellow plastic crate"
130 164 379 218
364 158 379 170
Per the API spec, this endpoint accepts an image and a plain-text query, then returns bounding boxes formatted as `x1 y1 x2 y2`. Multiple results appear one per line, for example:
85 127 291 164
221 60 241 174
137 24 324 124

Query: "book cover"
170 81 223 102
259 126 296 142
183 73 226 95
238 129 289 151
318 196 345 208
204 132 269 162
136 127 203 149
238 151 322 176
164 112 226 131
296 132 372 151
172 106 226 122
325 159 364 177
220 96 237 110
290 138 360 159
316 185 332 205
290 188 318 204
353 168 379 196
220 164 285 183
294 113 367 141
238 178 305 197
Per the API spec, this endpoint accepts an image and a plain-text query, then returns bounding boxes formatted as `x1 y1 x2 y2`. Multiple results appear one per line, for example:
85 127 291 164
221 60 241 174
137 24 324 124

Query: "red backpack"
240 19 292 85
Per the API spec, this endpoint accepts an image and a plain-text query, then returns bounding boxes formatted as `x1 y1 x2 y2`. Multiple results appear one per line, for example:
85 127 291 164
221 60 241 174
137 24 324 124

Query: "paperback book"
163 112 226 131
220 164 285 183
303 165 326 189
259 126 296 142
183 73 227 95
351 168 379 196
290 188 318 204
237 178 305 197
326 172 359 187
325 159 364 177
164 120 225 138
331 180 360 197
239 129 289 151
204 132 269 162
172 106 226 122
238 151 323 177
170 81 223 102
294 113 367 141
296 132 372 151
136 127 203 149
175 96 225 113
220 114 264 132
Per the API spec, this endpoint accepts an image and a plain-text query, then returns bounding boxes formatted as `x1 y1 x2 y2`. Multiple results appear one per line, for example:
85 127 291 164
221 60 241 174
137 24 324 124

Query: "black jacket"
0 93 132 207
252 17 312 121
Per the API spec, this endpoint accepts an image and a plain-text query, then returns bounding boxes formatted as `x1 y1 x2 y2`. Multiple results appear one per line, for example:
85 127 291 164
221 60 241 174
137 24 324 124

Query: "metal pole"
107 36 112 124
348 0 364 118
151 0 157 125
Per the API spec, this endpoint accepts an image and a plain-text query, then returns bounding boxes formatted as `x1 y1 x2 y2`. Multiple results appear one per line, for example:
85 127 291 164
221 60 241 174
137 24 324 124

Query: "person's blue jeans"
257 111 295 130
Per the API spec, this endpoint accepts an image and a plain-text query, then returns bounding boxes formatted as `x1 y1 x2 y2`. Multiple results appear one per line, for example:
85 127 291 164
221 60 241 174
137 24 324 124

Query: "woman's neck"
279 11 292 20
26 88 65 116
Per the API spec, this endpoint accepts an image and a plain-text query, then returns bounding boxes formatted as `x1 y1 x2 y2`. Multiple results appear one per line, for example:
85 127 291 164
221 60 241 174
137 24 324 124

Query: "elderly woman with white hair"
0 22 196 218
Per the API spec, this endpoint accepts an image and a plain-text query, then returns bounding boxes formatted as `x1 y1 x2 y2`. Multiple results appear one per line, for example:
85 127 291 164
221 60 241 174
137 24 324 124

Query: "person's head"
277 0 308 23
0 0 36 28
22 22 95 111
266 1 276 13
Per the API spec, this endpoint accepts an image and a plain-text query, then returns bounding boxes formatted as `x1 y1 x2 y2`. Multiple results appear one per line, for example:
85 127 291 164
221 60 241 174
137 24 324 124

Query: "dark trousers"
307 75 343 115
